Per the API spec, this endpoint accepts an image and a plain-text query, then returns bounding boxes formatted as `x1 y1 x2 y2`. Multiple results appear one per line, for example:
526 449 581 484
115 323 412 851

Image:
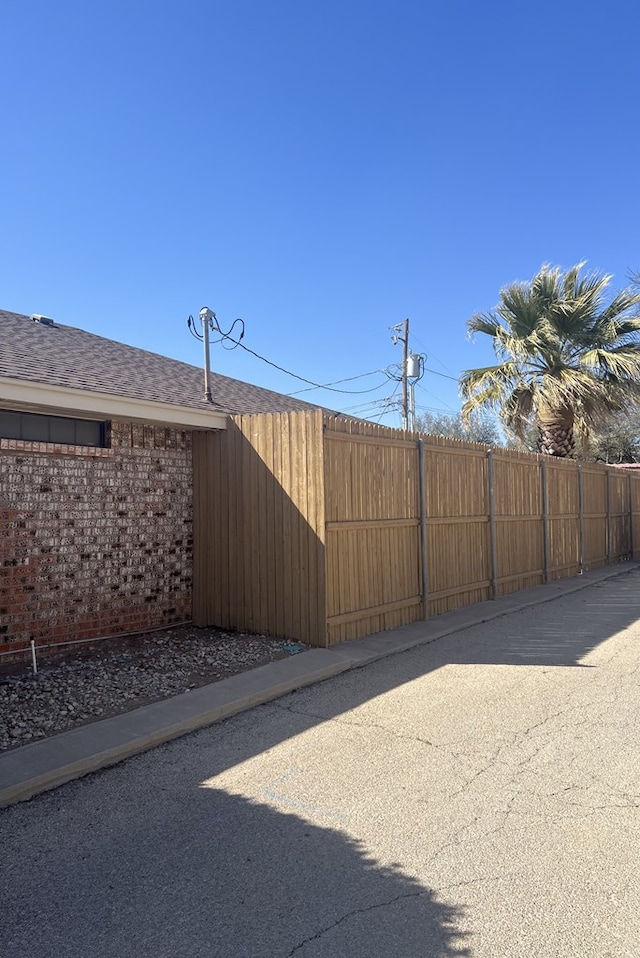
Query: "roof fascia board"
0 376 229 430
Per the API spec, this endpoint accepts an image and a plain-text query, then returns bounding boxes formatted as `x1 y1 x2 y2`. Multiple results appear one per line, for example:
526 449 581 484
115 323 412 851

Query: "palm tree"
460 263 640 457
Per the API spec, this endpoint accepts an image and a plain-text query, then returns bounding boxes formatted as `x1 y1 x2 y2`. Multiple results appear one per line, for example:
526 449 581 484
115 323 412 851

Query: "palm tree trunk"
538 425 576 457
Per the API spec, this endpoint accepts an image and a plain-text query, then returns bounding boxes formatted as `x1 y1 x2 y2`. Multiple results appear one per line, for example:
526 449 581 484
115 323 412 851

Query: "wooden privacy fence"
193 411 640 647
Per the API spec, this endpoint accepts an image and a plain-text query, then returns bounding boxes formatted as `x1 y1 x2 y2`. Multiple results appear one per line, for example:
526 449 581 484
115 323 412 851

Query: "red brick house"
0 309 317 654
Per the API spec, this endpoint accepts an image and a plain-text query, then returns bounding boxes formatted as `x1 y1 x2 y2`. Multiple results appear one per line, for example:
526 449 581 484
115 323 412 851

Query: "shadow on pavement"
1 786 471 958
439 570 640 668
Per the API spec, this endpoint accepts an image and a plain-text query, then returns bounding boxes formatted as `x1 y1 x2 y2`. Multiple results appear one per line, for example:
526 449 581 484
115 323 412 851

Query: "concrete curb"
0 651 352 808
2 562 638 808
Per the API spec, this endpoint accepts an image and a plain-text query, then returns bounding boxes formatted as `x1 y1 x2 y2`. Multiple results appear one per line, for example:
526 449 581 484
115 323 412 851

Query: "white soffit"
0 376 229 430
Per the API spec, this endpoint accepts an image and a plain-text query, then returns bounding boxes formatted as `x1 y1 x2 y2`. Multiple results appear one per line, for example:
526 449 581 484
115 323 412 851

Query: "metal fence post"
578 465 584 574
628 470 634 560
541 458 549 583
487 449 498 599
606 469 611 564
418 439 429 619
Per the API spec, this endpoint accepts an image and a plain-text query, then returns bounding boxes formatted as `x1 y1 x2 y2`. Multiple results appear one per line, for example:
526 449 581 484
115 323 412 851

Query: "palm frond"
497 287 546 339
460 362 521 396
588 291 640 342
467 313 503 339
562 261 587 300
609 317 640 340
579 344 640 379
499 384 537 438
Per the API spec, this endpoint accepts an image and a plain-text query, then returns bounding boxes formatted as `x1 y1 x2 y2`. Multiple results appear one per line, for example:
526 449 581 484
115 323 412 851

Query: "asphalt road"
2 571 640 957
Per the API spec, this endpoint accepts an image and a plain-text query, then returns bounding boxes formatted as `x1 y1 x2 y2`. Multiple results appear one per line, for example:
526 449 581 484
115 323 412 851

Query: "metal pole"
200 307 213 403
578 465 585 573
30 639 38 676
541 458 549 583
401 318 409 430
606 469 611 564
487 450 498 599
418 439 429 619
409 381 416 432
629 471 634 560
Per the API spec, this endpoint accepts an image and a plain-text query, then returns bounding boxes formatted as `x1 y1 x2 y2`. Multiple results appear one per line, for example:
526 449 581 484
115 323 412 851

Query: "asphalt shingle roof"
0 309 320 416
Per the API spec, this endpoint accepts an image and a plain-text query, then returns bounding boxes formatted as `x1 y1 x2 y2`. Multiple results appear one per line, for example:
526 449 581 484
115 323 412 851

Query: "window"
0 411 109 447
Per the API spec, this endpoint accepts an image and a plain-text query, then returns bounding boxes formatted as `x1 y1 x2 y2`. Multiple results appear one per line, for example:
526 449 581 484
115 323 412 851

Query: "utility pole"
391 319 425 431
200 307 214 403
401 317 409 430
392 318 410 430
186 306 217 403
187 306 245 405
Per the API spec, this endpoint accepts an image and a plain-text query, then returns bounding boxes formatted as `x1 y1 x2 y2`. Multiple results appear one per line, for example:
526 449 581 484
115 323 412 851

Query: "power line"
192 309 460 403
338 397 398 416
395 328 461 382
423 366 459 382
414 402 461 415
335 388 404 423
415 380 458 412
410 331 458 379
374 383 402 424
286 370 390 396
337 401 385 414
211 323 392 395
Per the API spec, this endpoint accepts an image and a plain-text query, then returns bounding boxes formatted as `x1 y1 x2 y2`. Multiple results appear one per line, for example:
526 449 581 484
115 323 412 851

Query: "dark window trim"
0 410 110 448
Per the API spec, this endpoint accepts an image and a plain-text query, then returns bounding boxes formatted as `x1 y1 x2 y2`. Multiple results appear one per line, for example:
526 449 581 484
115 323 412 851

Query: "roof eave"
0 376 229 430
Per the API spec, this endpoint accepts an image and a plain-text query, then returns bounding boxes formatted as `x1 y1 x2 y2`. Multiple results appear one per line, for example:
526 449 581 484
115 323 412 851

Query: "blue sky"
2 0 639 425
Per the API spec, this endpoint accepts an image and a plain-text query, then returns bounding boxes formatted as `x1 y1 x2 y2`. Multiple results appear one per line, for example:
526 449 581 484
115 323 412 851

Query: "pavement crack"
446 750 503 798
439 871 521 892
427 798 519 865
270 701 437 748
282 889 431 957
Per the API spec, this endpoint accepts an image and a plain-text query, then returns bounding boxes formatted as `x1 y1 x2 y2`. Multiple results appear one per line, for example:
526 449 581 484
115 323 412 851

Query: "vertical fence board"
280 413 294 635
227 420 247 626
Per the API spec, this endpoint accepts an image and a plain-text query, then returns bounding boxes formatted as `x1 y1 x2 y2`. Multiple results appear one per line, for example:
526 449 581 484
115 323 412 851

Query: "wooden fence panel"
492 453 544 594
422 443 491 615
581 467 607 568
193 410 327 646
608 469 630 561
324 418 422 643
631 473 640 559
547 459 580 580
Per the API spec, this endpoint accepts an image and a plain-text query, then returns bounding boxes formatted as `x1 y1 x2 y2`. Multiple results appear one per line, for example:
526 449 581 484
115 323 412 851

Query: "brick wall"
0 421 193 653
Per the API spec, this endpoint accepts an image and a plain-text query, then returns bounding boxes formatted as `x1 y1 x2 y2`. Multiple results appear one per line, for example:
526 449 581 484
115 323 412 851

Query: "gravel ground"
0 626 305 752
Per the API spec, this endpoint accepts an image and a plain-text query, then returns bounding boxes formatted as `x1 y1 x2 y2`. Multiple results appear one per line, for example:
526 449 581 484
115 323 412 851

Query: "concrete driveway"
2 570 639 957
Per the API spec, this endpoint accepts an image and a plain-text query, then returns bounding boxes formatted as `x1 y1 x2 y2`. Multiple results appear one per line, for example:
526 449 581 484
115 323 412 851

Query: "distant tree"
580 409 640 463
460 262 640 457
415 410 502 446
503 422 539 453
